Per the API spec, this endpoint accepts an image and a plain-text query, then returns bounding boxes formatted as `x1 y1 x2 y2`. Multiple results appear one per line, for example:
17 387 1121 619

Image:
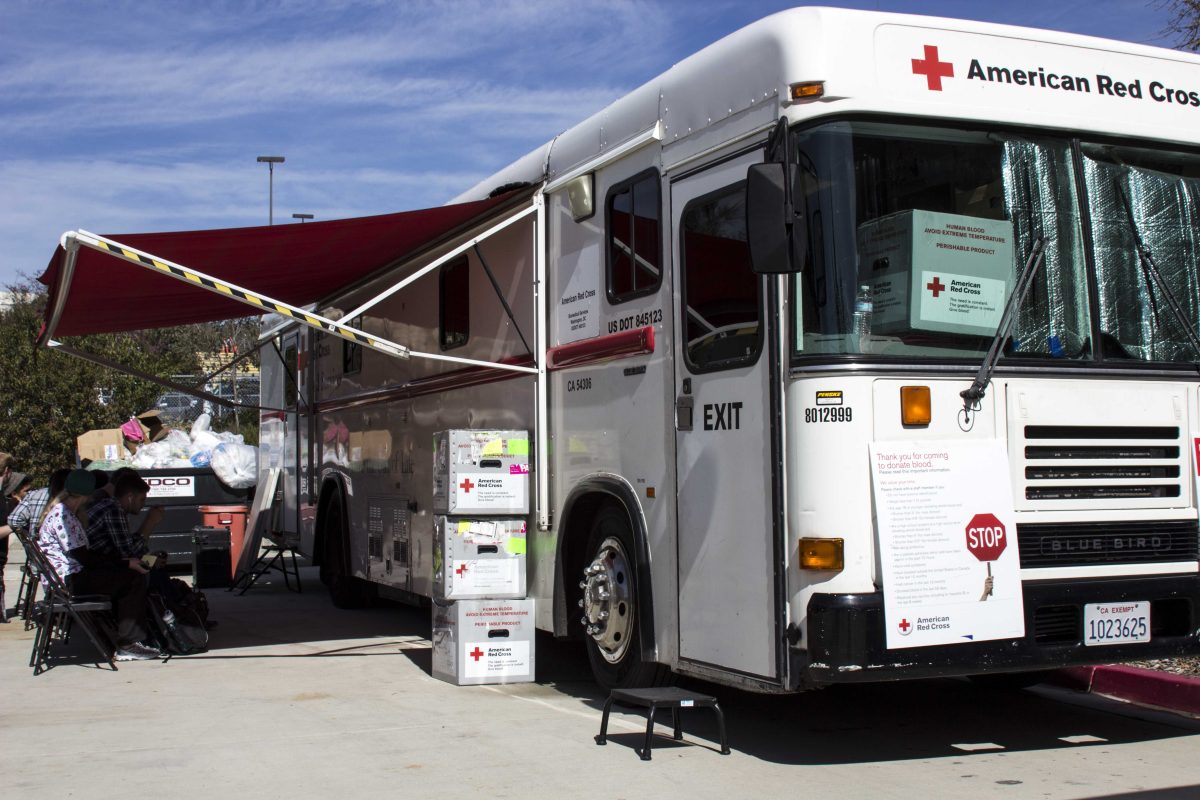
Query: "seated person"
2 468 70 542
36 469 160 661
85 472 164 566
0 471 32 621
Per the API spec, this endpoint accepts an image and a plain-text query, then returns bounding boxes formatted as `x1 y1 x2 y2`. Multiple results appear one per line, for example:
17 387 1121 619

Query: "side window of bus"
440 255 470 350
680 182 762 371
606 169 662 303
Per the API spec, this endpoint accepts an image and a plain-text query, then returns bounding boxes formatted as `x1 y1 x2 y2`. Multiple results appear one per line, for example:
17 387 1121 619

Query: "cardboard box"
76 428 130 463
431 598 535 685
433 516 527 600
432 430 530 515
856 209 1014 338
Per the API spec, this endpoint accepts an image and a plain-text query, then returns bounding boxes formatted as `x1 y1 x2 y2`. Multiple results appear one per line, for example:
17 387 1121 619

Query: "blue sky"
0 1 1181 288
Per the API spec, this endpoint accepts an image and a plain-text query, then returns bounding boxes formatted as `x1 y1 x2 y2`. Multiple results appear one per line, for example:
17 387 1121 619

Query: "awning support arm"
341 201 538 321
46 339 285 413
473 243 532 354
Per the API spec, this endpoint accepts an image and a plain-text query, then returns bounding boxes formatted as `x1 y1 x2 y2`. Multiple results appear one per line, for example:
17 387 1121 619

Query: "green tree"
1 281 259 484
1161 0 1200 50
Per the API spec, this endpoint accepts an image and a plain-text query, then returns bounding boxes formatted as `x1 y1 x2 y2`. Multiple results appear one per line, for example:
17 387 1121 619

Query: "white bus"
251 7 1200 691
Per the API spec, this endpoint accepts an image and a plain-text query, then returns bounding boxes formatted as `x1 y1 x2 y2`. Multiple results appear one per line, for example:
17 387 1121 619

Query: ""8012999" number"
805 407 853 423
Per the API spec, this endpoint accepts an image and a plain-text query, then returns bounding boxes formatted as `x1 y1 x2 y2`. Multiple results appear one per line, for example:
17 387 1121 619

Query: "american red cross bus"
245 7 1200 691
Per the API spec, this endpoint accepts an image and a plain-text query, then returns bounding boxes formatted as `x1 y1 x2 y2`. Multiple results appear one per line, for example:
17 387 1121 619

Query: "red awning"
39 190 526 339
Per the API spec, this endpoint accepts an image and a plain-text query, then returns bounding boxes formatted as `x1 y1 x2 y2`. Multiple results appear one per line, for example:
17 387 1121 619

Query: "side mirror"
747 163 805 274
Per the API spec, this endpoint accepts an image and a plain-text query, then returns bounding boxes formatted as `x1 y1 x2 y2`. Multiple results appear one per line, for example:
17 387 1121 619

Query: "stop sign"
965 513 1007 562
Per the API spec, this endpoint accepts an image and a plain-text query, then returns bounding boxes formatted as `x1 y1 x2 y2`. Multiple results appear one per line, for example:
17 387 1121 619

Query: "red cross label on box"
455 563 469 576
469 646 484 662
911 44 954 91
898 618 913 635
459 478 475 493
927 276 946 298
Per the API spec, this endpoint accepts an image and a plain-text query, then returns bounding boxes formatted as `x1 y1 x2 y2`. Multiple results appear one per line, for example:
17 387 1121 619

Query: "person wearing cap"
36 469 160 661
0 469 70 621
0 470 32 622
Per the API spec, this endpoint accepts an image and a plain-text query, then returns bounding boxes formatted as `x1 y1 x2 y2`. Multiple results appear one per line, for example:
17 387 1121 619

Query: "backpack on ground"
146 587 208 656
168 577 209 627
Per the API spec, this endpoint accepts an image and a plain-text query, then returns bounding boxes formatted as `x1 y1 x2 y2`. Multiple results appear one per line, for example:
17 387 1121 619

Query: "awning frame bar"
54 230 537 376
46 339 284 414
340 200 538 322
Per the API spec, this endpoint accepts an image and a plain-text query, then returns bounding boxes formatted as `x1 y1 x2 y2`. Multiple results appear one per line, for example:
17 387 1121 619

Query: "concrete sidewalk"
4 536 1200 799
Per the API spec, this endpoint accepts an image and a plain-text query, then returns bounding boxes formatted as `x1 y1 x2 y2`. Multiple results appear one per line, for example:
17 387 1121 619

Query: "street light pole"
256 155 285 225
292 213 314 223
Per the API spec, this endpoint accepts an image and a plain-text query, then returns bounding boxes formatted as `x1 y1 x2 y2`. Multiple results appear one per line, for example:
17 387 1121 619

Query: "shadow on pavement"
37 561 1198 768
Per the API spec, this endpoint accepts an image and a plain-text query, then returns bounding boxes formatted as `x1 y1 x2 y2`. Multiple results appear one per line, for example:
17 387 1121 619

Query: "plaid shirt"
7 487 48 536
84 496 148 560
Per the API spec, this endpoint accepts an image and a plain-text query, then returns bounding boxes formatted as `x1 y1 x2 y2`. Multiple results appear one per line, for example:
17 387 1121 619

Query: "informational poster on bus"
556 243 600 345
869 439 1024 649
857 209 1013 338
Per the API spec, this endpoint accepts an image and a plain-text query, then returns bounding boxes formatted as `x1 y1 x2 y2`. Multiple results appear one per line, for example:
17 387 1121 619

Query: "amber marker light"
799 538 844 571
790 81 825 100
900 385 932 426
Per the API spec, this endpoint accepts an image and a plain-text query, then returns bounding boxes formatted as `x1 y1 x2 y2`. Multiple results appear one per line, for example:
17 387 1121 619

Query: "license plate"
1083 601 1150 646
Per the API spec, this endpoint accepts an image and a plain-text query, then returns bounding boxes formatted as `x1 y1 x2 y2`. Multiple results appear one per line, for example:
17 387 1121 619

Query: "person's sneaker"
114 643 163 661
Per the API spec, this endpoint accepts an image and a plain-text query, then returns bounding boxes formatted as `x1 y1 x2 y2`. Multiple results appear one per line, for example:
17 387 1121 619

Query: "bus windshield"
790 120 1200 365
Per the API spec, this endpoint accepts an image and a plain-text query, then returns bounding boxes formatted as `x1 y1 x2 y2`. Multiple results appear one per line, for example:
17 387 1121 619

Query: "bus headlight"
799 538 844 571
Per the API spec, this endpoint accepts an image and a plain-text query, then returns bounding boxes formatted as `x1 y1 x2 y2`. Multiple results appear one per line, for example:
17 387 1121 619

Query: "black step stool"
595 687 729 761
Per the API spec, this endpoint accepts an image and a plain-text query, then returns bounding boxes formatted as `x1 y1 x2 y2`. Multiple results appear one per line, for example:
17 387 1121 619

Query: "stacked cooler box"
430 430 535 685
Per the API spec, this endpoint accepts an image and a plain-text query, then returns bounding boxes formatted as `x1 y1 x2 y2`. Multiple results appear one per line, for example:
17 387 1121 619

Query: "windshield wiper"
960 237 1047 422
1112 179 1200 362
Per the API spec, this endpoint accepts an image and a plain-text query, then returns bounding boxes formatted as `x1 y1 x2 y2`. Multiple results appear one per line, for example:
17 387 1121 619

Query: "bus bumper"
801 573 1199 688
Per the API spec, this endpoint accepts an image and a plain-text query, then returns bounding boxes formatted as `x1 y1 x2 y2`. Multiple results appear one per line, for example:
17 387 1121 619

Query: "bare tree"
1160 0 1200 51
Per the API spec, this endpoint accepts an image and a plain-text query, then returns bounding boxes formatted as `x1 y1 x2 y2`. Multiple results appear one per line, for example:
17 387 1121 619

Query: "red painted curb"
1051 665 1200 717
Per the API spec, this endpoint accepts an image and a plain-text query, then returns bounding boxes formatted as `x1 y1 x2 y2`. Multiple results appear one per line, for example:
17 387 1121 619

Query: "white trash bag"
190 413 212 438
210 442 259 489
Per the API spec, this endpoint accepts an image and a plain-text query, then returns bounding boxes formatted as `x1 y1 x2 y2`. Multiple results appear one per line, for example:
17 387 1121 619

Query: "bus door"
671 152 780 680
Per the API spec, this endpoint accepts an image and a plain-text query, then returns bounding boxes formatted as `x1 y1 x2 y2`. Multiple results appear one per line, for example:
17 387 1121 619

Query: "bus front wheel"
579 506 666 689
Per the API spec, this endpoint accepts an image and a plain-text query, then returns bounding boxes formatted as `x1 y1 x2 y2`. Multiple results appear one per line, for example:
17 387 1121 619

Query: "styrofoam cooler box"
431 598 536 685
432 430 530 515
433 516 527 600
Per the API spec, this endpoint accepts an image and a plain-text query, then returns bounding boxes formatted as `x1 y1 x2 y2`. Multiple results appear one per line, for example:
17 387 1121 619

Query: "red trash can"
198 504 249 578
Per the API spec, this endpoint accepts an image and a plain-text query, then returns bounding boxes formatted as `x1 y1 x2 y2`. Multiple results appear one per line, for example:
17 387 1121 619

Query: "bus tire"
579 505 668 689
322 494 371 609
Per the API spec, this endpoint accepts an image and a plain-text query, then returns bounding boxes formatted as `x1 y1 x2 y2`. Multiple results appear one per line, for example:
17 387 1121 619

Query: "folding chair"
13 528 117 675
15 552 42 630
230 533 302 595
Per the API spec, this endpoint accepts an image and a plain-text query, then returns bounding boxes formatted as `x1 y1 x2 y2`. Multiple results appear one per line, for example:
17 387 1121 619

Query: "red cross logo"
469 646 484 661
898 618 912 635
456 563 469 576
911 45 954 91
927 277 946 298
459 478 475 493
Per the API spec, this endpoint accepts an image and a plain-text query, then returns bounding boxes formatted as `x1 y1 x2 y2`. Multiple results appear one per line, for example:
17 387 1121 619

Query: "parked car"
155 391 200 422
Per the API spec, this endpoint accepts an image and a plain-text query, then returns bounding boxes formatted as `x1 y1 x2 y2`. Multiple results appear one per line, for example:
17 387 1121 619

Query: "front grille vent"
1017 520 1199 568
1033 605 1080 644
1022 425 1183 503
